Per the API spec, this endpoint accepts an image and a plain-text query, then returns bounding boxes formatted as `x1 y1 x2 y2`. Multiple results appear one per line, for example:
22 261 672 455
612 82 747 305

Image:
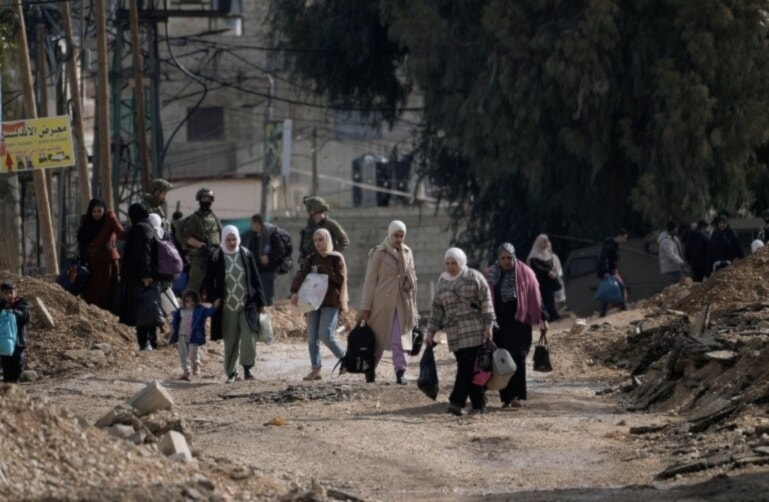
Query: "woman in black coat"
707 215 743 276
204 225 266 383
116 203 159 350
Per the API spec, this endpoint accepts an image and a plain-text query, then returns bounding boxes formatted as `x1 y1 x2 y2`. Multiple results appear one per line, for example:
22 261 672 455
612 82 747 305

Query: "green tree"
270 0 769 259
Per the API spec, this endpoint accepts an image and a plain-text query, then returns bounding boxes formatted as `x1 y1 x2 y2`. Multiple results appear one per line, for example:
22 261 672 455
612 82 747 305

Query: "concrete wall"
269 207 458 315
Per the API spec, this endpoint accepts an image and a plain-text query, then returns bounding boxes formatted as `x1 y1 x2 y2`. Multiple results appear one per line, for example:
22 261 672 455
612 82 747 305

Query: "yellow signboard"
0 116 75 173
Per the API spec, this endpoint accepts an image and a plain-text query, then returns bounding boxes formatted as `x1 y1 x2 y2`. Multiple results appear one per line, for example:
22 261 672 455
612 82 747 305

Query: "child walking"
0 281 31 383
170 290 217 380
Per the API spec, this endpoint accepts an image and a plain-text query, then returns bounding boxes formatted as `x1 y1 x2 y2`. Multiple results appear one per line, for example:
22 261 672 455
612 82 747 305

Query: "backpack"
0 309 18 356
274 227 294 275
156 237 184 280
337 324 376 374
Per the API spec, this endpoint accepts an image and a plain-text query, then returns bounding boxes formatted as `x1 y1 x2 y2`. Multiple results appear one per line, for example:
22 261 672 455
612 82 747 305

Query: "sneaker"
509 399 523 408
447 403 464 416
303 368 322 381
396 370 407 385
192 366 200 376
226 372 239 384
243 367 255 380
180 371 191 381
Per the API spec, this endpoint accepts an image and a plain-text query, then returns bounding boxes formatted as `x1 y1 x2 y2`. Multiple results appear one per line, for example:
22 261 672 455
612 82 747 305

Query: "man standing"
683 220 709 282
245 214 286 306
597 228 628 317
298 196 349 265
140 178 173 238
184 188 222 293
658 221 686 286
707 214 743 275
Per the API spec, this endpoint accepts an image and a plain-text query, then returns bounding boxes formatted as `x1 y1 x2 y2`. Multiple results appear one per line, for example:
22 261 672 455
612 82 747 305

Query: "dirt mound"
270 303 358 340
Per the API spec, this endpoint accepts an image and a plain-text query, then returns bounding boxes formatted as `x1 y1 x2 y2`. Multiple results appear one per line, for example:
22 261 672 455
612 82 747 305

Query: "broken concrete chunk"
159 430 193 461
108 424 135 440
126 381 174 417
20 370 39 382
704 350 738 363
569 319 587 335
93 343 111 355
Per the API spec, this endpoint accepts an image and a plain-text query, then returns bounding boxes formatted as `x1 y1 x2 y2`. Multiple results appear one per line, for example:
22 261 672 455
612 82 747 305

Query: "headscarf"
148 213 164 240
382 220 416 325
77 198 107 247
440 247 467 281
127 203 149 225
526 234 563 277
220 225 241 255
313 228 349 311
486 243 517 302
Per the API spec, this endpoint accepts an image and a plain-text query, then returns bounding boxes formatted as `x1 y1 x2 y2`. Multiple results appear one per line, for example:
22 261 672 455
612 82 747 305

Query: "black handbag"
135 283 165 329
532 333 553 372
410 325 424 356
534 333 553 372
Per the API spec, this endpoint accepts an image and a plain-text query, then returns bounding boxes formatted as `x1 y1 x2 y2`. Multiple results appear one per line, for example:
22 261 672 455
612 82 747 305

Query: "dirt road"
23 315 733 501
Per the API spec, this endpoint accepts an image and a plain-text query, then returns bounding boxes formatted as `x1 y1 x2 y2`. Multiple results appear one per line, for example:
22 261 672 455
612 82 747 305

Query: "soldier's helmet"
196 188 215 202
149 178 173 193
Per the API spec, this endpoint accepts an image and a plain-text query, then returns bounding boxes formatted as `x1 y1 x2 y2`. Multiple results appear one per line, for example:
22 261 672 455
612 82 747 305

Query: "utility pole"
61 0 92 213
311 126 319 195
129 0 151 192
94 0 113 209
14 3 59 275
36 21 54 204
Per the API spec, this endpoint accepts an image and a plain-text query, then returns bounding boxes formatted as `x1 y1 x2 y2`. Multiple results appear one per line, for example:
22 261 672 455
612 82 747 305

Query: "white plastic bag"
292 272 329 314
160 287 179 317
257 313 273 344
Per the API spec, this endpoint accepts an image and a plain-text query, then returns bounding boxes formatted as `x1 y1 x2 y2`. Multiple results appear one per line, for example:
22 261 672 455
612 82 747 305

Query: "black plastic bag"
135 283 165 329
533 333 553 372
417 345 439 400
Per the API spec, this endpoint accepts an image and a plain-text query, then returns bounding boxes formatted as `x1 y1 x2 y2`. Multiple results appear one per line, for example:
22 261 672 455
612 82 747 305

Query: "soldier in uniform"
184 188 223 293
141 178 173 238
298 196 349 266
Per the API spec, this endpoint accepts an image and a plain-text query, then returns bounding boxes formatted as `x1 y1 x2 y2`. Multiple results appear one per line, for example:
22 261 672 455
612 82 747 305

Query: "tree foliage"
270 0 769 259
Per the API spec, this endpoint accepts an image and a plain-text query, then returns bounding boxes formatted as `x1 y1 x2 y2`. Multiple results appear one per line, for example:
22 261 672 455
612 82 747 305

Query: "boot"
365 368 376 383
396 370 406 385
243 366 255 380
303 367 322 381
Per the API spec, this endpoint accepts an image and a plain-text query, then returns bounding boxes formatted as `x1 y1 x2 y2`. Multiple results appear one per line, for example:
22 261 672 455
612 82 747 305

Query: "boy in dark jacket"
0 281 31 383
170 290 217 380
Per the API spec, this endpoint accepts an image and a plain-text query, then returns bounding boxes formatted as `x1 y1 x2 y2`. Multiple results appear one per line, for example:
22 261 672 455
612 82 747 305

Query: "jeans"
259 269 276 306
449 345 486 410
306 307 345 368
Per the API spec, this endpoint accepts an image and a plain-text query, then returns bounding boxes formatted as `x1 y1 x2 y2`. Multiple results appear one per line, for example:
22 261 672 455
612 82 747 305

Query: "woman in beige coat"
359 220 418 384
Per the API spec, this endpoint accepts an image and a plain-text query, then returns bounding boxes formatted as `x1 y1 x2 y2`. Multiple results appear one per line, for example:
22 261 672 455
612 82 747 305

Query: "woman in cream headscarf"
425 248 496 416
290 228 348 381
527 234 563 321
359 220 418 384
204 225 267 383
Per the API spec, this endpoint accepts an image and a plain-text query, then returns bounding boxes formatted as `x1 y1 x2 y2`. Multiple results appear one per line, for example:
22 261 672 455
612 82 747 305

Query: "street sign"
0 115 75 173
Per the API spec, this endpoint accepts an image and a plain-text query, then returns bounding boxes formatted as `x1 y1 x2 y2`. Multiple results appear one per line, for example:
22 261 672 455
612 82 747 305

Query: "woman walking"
487 243 548 407
359 220 418 384
76 198 125 310
526 234 562 321
205 225 266 383
425 248 495 416
290 228 348 381
117 203 159 350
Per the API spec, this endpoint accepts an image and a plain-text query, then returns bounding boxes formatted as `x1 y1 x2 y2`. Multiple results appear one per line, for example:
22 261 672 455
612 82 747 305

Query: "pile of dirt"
269 304 358 340
0 384 320 501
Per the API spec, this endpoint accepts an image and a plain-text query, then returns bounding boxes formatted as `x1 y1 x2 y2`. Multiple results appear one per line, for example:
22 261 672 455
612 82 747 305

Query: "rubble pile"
585 248 769 479
244 383 372 405
270 303 358 340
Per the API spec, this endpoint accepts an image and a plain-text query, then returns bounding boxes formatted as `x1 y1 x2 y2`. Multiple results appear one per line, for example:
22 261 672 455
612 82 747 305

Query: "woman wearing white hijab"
290 228 348 381
204 225 266 383
425 247 496 416
359 220 418 383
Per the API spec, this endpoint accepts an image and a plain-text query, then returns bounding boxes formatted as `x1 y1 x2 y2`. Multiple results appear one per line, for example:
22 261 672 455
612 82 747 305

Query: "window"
187 107 224 141
334 110 382 140
567 256 598 279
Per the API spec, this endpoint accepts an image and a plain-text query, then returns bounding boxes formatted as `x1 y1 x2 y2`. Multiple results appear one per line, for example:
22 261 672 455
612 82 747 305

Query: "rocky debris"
20 370 39 382
220 383 372 405
159 430 194 463
569 319 587 335
127 380 175 416
270 304 358 342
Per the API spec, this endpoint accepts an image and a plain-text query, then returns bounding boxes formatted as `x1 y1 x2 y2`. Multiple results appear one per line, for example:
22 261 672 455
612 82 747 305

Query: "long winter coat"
117 221 157 326
78 209 125 309
360 243 417 352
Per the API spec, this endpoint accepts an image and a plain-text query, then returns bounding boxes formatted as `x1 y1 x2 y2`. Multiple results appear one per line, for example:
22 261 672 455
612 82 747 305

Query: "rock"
158 430 193 461
93 343 111 355
264 417 288 426
62 349 107 365
95 404 141 428
128 430 148 445
569 319 587 335
34 296 55 329
20 370 39 382
126 381 175 417
689 305 711 338
108 424 135 440
704 350 738 363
